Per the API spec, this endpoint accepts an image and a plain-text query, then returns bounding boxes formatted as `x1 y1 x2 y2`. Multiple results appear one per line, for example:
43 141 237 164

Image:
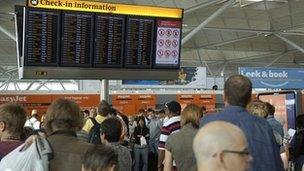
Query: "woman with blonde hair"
246 100 268 118
164 104 201 171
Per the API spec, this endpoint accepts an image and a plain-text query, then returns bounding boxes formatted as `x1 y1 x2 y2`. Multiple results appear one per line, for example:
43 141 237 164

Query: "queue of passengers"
0 74 303 171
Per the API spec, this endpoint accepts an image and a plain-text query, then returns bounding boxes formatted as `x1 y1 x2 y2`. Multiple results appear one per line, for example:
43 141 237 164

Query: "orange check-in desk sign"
177 94 216 112
112 94 156 116
0 94 100 117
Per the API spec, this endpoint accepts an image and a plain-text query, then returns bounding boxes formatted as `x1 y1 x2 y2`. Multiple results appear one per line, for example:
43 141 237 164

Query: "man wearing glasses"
194 121 252 171
200 75 283 171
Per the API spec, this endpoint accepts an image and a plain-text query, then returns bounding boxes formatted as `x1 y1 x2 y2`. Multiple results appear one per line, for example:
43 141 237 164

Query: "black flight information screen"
125 17 155 68
24 8 60 66
94 14 125 68
61 12 94 67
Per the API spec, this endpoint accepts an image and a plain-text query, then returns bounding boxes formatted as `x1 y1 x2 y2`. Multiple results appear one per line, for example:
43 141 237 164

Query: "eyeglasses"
213 148 250 157
223 149 250 156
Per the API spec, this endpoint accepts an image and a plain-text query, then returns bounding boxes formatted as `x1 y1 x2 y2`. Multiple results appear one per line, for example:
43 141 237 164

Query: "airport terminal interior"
0 0 304 171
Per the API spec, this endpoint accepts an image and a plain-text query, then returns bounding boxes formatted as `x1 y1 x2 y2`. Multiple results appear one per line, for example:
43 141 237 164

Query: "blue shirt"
267 115 284 138
200 106 284 171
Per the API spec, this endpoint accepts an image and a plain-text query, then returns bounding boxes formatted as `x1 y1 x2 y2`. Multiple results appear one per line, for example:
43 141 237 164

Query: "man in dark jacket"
200 75 283 171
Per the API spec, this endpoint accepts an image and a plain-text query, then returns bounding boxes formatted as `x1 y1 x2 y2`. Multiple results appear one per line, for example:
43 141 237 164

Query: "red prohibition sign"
158 39 164 47
165 50 171 58
157 49 164 57
158 29 165 36
166 29 172 37
173 30 179 37
165 40 171 47
172 40 178 47
172 50 178 58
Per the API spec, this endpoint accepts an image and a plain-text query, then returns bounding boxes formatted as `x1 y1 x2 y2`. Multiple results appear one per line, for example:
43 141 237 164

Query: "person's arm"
158 149 165 171
163 149 173 171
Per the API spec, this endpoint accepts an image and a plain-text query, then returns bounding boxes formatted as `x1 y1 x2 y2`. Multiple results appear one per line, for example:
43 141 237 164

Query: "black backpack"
88 118 101 144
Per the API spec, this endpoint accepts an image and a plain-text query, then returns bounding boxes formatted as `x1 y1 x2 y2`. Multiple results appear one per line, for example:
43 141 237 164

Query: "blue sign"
122 67 207 88
239 67 304 89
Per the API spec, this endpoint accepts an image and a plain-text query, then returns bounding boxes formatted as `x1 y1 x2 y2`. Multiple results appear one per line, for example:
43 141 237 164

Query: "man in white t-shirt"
24 109 41 130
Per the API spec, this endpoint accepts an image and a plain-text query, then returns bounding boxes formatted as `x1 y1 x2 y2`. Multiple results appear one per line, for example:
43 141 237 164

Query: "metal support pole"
203 34 260 48
35 80 49 90
26 81 35 90
101 79 109 102
274 34 304 54
184 0 220 14
220 62 228 76
196 50 213 76
0 25 16 42
59 82 66 90
182 0 235 45
265 51 289 67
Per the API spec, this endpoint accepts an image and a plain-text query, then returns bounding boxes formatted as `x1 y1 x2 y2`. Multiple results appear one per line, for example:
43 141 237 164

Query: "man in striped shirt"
158 101 181 171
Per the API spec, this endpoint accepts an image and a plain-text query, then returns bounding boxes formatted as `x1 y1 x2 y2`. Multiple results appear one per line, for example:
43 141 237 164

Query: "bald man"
193 121 252 171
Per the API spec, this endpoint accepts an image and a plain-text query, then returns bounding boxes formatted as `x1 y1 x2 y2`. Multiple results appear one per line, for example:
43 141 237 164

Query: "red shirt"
0 141 23 158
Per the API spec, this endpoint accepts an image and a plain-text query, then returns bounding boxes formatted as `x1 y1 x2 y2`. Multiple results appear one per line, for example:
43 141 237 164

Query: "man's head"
224 75 252 107
44 99 83 134
82 145 118 171
98 100 111 117
246 101 268 118
193 121 252 171
100 118 122 143
265 102 275 116
147 108 155 119
0 103 26 140
89 108 97 118
165 101 181 116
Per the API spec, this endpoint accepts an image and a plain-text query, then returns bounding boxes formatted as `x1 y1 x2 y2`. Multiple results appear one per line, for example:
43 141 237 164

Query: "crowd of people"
0 74 303 171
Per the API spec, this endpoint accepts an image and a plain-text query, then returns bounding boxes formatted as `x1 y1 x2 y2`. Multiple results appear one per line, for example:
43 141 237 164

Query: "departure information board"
21 1 183 71
61 12 94 67
125 17 155 68
24 8 60 66
94 14 125 67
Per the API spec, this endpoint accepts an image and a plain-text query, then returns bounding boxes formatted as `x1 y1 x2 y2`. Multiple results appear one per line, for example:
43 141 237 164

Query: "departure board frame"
93 14 125 68
14 6 24 63
19 0 183 80
124 16 155 69
153 18 183 69
24 7 61 66
60 11 94 67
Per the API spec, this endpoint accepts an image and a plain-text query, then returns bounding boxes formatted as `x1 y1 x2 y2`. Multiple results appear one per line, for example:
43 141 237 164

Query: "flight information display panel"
125 17 155 68
154 19 182 69
94 14 125 68
61 12 94 67
24 8 60 66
